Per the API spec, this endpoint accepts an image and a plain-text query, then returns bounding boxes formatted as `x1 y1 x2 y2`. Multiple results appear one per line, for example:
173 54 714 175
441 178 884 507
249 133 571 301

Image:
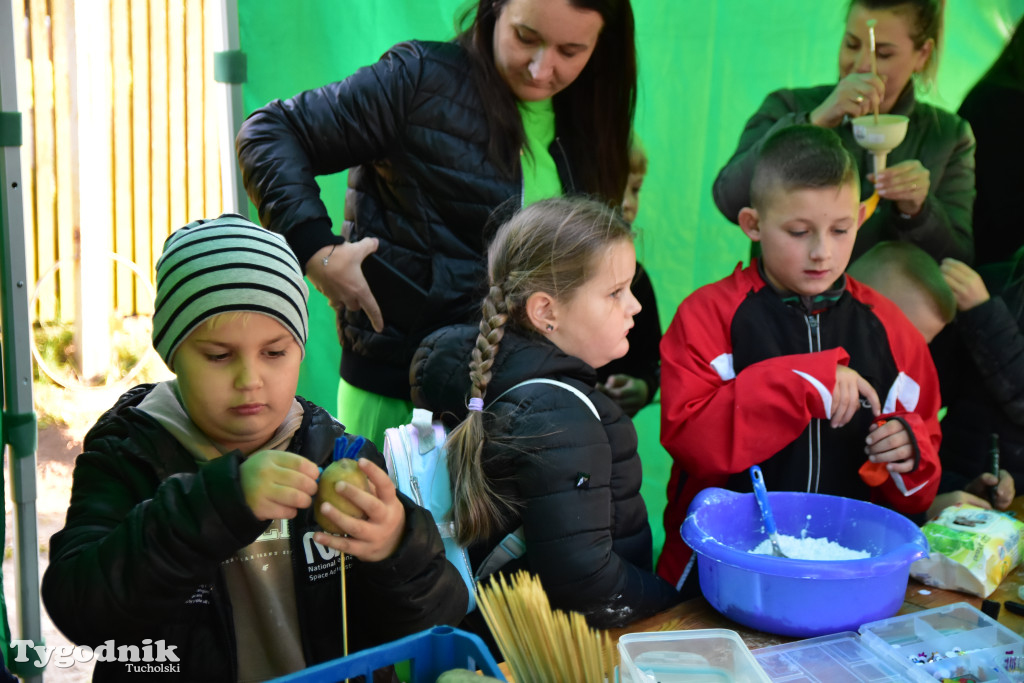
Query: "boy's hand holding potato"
313 458 405 562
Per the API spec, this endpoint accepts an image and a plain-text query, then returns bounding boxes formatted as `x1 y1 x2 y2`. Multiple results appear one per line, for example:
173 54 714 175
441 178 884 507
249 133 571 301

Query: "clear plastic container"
858 602 1024 682
617 629 771 682
753 632 914 681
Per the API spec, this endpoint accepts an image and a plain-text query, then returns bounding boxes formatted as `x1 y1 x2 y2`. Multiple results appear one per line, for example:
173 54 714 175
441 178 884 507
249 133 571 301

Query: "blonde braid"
448 284 516 545
468 286 509 399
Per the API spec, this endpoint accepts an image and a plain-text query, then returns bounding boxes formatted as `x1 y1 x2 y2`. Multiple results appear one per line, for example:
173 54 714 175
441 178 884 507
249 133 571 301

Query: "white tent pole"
0 0 44 680
214 0 248 217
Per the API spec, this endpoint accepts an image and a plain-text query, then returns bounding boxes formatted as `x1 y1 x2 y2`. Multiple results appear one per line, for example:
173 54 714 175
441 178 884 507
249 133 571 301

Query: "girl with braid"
411 196 680 633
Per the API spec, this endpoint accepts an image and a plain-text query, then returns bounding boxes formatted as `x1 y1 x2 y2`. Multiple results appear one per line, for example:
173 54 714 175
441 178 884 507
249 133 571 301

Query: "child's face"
174 314 302 455
548 240 641 369
622 170 644 224
740 183 861 297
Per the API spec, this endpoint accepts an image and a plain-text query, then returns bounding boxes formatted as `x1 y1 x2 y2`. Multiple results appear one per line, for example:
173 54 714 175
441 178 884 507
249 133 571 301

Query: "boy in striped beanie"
41 214 467 681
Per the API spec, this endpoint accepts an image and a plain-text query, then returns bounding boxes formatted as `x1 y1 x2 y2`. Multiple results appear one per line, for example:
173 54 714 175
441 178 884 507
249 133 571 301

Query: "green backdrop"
239 0 1024 561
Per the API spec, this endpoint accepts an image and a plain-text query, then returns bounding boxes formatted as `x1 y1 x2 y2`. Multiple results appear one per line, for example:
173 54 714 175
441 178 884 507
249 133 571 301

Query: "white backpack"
383 378 599 613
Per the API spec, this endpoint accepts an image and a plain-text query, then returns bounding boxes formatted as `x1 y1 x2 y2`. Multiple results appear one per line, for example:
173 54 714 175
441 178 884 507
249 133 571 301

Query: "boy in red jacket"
657 125 941 590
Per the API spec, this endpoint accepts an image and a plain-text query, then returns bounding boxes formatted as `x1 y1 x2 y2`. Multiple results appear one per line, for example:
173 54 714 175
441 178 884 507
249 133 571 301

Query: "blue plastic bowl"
681 487 928 638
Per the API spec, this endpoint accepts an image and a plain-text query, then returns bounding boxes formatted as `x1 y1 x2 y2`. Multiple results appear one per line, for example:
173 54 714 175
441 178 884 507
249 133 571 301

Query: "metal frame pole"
0 0 43 681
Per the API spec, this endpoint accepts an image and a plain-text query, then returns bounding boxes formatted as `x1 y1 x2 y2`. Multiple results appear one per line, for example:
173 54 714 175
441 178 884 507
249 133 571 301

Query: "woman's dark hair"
457 0 637 204
848 0 945 87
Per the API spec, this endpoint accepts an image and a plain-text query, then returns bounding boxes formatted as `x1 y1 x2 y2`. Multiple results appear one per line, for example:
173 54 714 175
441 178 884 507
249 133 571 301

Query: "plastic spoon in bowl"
750 465 788 558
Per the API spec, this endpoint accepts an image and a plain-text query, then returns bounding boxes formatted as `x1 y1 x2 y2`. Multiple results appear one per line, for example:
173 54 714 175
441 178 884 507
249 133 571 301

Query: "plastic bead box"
753 602 1024 682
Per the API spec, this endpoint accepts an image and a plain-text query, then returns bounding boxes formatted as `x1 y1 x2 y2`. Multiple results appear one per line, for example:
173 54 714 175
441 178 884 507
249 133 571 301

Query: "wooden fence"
13 0 228 328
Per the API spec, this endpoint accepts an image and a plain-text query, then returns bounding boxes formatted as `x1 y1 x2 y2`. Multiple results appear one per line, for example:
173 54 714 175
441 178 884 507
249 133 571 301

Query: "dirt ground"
4 423 99 682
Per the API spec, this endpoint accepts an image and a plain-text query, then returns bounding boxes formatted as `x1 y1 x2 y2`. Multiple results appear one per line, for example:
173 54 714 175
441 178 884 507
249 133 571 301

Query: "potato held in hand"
314 459 370 534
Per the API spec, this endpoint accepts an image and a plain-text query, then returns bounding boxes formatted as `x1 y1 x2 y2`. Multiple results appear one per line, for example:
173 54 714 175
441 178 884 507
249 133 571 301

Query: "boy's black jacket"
41 384 467 681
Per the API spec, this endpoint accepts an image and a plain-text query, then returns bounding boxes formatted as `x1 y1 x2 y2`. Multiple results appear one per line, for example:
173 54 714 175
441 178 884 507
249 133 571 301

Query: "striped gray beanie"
152 214 309 368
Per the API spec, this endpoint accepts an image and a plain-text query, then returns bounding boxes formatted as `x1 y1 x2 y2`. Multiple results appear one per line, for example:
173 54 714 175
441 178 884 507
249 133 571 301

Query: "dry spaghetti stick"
507 576 544 682
476 580 520 677
603 629 617 679
480 576 535 681
480 571 616 682
581 613 610 681
571 613 592 681
341 556 349 683
483 574 543 682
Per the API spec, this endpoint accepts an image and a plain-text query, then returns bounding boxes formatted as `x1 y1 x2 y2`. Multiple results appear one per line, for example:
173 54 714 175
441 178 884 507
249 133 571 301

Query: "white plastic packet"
910 503 1024 598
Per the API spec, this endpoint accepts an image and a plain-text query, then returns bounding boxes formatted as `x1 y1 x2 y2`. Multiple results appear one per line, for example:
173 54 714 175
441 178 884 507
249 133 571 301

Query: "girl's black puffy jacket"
237 40 580 400
411 325 679 629
41 384 466 681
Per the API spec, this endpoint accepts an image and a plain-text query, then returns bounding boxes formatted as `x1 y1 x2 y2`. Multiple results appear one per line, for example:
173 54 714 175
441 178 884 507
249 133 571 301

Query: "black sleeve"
41 444 267 645
712 89 810 224
955 295 1024 427
235 42 423 270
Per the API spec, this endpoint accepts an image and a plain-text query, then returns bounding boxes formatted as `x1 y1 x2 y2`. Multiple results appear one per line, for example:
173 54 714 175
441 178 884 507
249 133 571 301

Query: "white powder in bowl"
751 534 870 560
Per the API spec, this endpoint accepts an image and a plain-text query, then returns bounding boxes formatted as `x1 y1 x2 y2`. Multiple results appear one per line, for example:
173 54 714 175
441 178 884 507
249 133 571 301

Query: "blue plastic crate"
270 626 507 682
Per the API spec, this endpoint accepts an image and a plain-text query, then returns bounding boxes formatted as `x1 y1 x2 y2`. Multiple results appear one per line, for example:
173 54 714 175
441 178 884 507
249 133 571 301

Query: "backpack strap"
472 377 600 581
474 526 526 582
490 377 599 419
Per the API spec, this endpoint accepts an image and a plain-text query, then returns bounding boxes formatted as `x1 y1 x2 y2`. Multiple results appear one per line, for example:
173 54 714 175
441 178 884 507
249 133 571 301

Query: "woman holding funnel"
713 0 975 264
237 0 638 447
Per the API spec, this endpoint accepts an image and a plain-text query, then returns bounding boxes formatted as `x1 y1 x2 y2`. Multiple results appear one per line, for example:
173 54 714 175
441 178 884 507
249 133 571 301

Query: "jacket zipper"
553 137 575 191
518 146 526 207
806 314 822 492
402 428 425 507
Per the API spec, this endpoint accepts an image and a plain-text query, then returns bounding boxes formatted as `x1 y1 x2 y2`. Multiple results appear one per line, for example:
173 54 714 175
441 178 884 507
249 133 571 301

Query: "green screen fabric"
240 0 1024 563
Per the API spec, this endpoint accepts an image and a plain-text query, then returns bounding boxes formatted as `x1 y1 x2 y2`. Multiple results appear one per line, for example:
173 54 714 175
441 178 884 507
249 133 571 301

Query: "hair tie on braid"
468 397 484 412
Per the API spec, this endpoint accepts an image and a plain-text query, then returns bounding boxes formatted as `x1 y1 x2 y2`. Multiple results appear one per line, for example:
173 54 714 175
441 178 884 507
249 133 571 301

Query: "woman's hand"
313 458 405 562
871 160 929 217
940 258 990 311
307 237 384 332
810 72 886 128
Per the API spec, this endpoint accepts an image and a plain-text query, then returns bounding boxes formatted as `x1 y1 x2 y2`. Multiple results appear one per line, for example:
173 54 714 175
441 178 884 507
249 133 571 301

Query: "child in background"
411 197 680 631
598 138 663 416
848 241 1015 519
931 252 1024 510
42 215 466 681
657 125 942 591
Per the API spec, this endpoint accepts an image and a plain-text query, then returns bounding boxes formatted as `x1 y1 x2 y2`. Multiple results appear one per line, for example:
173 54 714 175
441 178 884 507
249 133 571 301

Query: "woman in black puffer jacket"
236 0 639 448
412 197 679 633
